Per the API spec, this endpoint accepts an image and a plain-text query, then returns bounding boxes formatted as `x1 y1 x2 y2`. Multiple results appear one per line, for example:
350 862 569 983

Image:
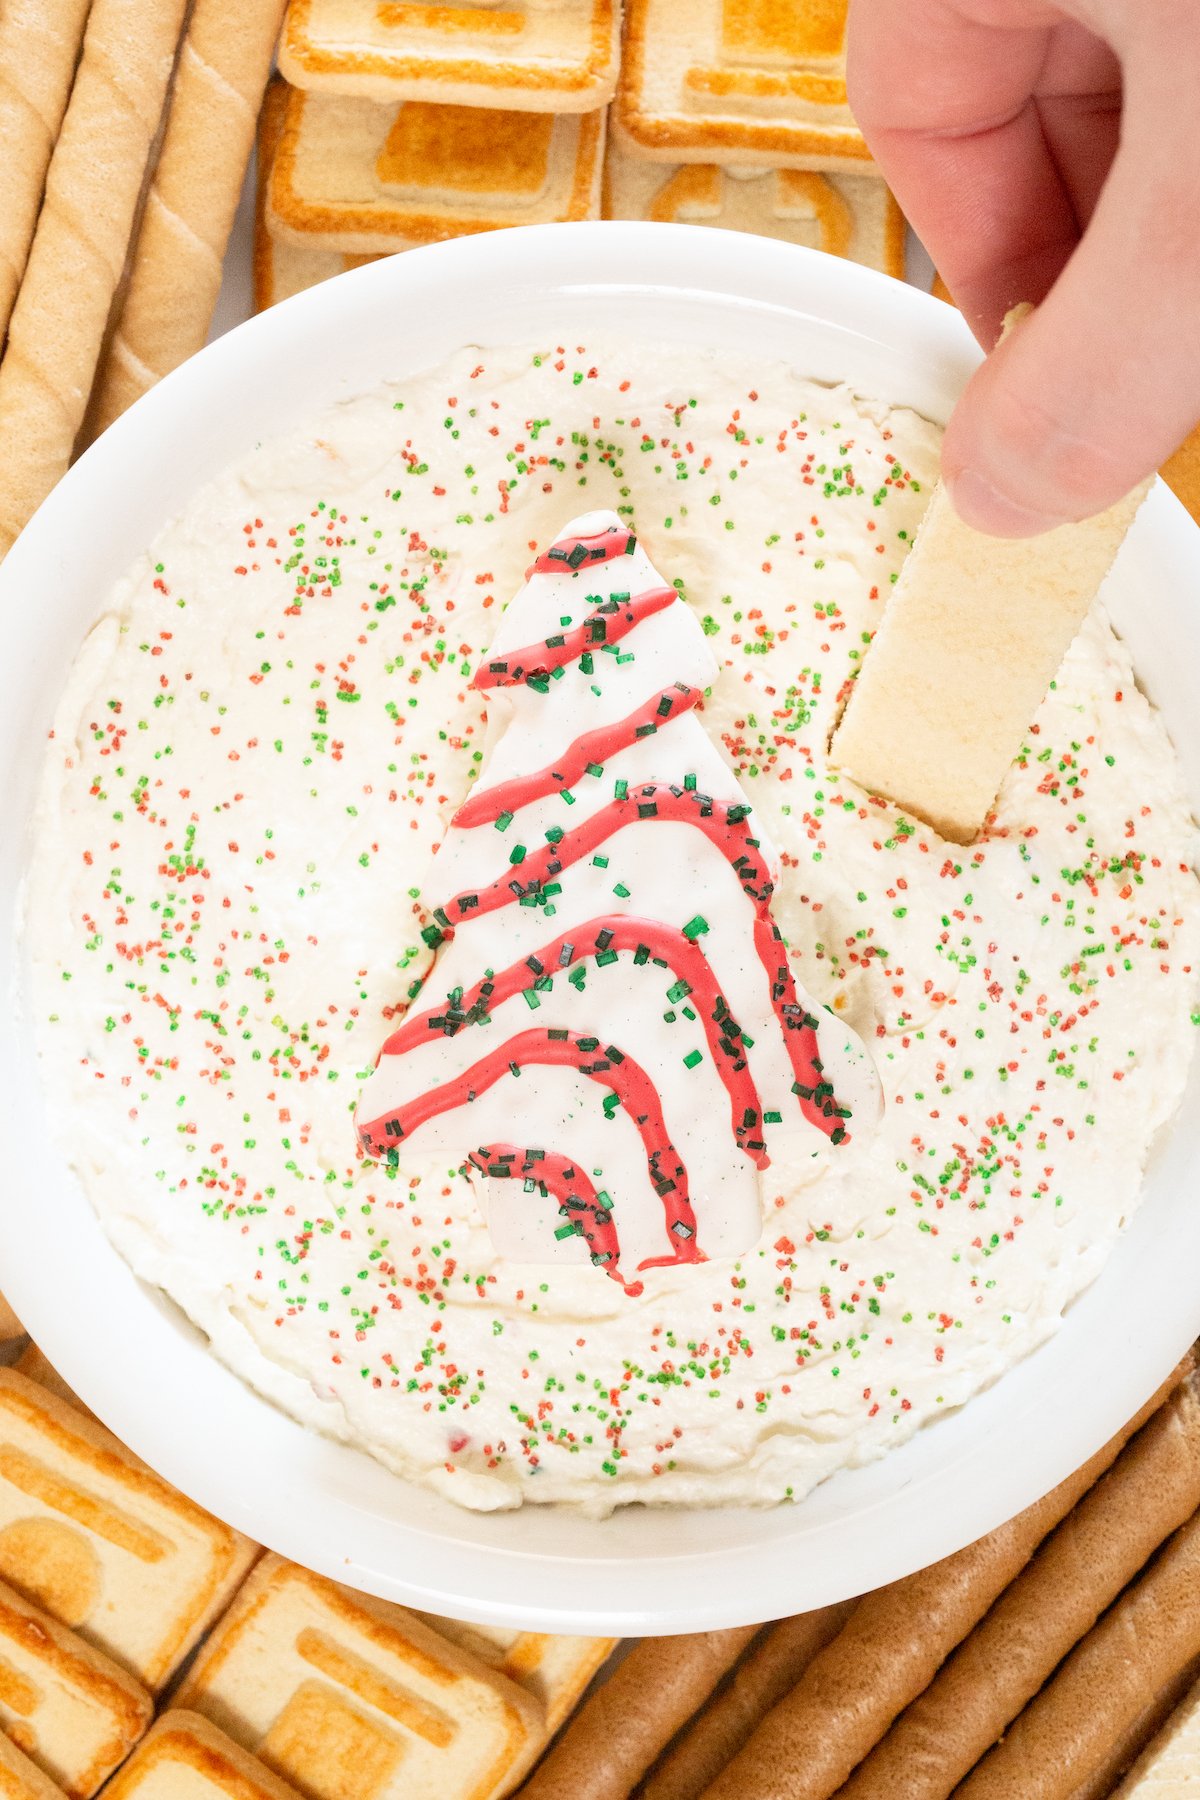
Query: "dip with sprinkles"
25 340 1200 1513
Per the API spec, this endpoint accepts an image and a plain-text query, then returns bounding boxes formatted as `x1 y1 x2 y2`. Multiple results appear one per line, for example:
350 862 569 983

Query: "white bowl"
3 223 1199 1635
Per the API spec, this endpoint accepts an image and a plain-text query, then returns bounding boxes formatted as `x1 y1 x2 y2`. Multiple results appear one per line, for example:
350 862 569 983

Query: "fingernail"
946 468 1070 539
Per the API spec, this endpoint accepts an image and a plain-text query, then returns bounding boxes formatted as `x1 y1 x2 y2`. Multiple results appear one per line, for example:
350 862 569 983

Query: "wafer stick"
517 1626 761 1799
0 0 92 346
699 1358 1191 1800
839 1367 1200 1800
957 1506 1200 1799
87 0 286 436
643 1603 857 1800
0 0 189 558
1108 1662 1200 1797
828 305 1152 844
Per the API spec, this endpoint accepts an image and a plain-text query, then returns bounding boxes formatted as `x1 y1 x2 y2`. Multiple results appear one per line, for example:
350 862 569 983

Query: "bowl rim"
3 220 1199 1634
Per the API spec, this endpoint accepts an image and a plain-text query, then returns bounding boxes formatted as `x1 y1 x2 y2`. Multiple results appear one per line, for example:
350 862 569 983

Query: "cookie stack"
255 0 906 310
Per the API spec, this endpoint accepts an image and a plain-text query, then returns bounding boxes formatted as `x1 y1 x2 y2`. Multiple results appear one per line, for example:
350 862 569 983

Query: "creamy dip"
26 340 1200 1512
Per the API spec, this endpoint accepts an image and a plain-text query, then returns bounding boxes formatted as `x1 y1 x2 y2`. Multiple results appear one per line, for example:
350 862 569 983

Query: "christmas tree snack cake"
25 338 1200 1511
356 510 880 1290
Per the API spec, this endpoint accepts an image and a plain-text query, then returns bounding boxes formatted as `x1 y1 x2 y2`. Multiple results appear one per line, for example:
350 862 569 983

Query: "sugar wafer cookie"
0 0 191 558
0 0 92 346
0 1371 258 1692
12 1346 91 1421
267 84 603 254
0 1730 67 1800
254 79 381 311
604 136 904 275
87 0 288 433
615 0 870 171
280 0 619 112
176 1554 545 1800
98 1712 301 1800
0 1577 151 1799
410 1617 616 1735
0 1292 23 1342
828 304 1151 845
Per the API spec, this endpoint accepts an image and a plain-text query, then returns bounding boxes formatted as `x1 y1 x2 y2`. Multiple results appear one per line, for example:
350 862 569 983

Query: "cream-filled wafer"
1112 1670 1200 1796
958 1507 1200 1800
409 1616 616 1737
176 1554 545 1800
253 78 380 311
98 1711 302 1800
643 1604 857 1800
0 0 190 558
0 1731 68 1800
0 1577 151 1798
0 1371 258 1691
0 0 92 345
280 0 619 112
615 0 871 171
88 0 287 435
266 83 603 255
828 308 1152 844
604 136 905 277
518 1627 761 1799
839 1366 1200 1800
699 1360 1189 1800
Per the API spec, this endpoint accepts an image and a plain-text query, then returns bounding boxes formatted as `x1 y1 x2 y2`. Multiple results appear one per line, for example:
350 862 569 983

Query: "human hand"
847 0 1200 535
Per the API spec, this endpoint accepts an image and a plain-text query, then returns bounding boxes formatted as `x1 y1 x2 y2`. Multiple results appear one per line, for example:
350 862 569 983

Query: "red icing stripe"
357 1028 702 1275
453 684 702 828
436 783 848 1140
466 1144 640 1296
527 524 636 577
473 586 675 691
384 914 773 1166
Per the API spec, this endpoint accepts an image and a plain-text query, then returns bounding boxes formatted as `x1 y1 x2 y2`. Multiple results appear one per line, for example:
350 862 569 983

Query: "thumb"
942 40 1200 535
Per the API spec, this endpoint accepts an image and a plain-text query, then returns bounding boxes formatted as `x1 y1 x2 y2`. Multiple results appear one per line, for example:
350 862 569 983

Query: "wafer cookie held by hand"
615 0 869 171
605 135 903 275
87 0 288 435
0 1371 258 1692
176 1554 545 1800
0 0 190 558
280 0 620 112
267 84 603 255
0 0 92 345
828 306 1152 845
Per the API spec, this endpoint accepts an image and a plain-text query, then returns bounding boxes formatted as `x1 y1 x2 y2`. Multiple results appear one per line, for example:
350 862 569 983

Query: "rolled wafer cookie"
958 1506 1200 1800
1063 1655 1200 1800
0 0 92 346
828 304 1152 844
517 1626 761 1800
642 1603 857 1800
1110 1667 1200 1796
839 1366 1200 1800
698 1358 1191 1800
87 0 287 436
0 0 190 558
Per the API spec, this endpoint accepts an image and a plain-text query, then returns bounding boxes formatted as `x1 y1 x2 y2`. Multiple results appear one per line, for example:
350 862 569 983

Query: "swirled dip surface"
26 341 1200 1511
